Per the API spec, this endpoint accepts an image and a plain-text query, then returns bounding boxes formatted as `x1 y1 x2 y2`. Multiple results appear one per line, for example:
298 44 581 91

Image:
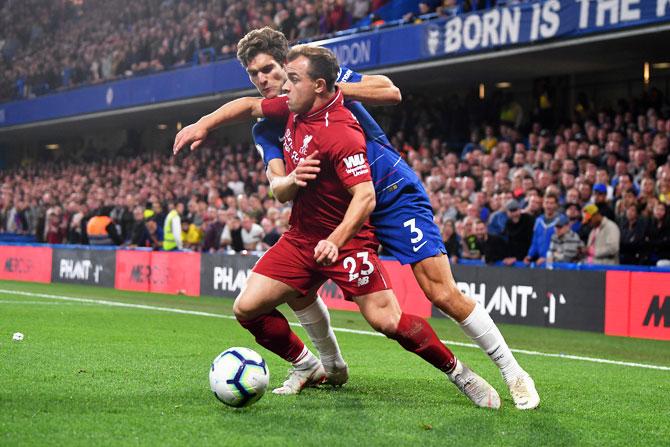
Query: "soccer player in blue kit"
174 27 539 409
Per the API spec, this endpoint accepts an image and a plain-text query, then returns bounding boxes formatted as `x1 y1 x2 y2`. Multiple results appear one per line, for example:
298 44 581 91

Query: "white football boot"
508 373 540 410
272 359 327 395
323 361 349 387
448 360 501 409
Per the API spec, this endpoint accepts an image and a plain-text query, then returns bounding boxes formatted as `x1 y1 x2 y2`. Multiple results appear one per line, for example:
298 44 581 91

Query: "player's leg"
327 244 499 409
351 289 500 409
411 254 540 410
285 289 348 386
235 239 326 395
375 197 539 409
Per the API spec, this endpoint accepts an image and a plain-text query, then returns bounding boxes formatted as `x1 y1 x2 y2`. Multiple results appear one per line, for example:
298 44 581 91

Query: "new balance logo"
643 295 670 327
343 154 365 169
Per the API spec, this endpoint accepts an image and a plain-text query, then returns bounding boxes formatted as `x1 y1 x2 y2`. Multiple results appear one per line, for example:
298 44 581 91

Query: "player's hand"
173 122 208 155
291 151 321 187
314 239 338 266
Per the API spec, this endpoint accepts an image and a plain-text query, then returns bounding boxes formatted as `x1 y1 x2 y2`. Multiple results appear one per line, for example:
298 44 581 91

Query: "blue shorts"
371 185 447 265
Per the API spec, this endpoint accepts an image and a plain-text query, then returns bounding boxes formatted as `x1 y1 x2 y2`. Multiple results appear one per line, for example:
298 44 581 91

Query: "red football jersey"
262 89 376 243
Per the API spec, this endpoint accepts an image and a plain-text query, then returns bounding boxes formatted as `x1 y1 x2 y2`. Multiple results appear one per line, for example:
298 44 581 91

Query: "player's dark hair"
286 45 339 92
236 27 289 67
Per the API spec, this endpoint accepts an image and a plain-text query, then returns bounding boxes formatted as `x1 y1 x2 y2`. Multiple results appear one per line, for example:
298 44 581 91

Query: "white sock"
293 296 346 371
292 346 318 370
459 303 524 383
446 358 463 381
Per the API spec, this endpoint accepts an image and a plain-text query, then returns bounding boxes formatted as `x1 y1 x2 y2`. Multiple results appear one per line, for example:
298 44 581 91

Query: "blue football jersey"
253 116 285 168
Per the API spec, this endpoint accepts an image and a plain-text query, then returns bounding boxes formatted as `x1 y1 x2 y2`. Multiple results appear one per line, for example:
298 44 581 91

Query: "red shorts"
253 234 390 299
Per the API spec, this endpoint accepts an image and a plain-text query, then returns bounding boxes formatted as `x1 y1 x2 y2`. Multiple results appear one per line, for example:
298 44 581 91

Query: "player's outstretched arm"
269 152 321 203
315 181 376 265
173 97 265 154
338 74 401 106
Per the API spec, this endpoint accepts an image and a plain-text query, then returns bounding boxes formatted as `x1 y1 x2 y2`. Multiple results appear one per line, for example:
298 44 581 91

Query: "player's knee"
425 282 463 309
378 321 399 338
233 296 255 321
370 312 401 337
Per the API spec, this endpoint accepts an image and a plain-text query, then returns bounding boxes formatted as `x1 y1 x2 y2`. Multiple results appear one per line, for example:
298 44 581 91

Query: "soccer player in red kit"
232 45 500 408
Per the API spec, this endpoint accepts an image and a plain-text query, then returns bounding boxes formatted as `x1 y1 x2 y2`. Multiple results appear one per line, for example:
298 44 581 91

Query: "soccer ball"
209 347 269 407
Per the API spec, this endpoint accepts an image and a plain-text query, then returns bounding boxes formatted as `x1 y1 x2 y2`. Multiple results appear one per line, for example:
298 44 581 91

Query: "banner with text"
605 271 670 340
115 249 153 292
432 265 606 332
147 251 201 296
200 253 258 298
420 0 670 59
114 250 201 296
0 246 52 283
51 248 115 287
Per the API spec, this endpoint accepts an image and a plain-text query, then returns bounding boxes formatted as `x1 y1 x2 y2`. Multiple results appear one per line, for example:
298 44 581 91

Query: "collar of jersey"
298 88 343 121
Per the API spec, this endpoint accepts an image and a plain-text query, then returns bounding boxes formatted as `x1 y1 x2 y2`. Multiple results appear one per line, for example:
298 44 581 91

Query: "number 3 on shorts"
403 218 424 243
343 251 375 282
404 218 427 252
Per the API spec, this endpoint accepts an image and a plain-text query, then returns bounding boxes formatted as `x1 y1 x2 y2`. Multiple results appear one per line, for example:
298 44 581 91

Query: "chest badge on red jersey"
299 135 313 155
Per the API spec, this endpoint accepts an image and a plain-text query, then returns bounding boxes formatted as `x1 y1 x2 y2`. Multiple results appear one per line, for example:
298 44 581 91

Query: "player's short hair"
236 27 289 67
287 45 339 92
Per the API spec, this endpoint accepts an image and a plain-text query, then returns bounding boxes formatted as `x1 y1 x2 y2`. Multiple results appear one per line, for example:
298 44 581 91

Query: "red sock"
237 309 306 363
389 313 456 373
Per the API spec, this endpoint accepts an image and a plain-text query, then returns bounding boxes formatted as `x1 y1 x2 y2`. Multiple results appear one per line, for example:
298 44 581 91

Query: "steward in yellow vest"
163 202 185 251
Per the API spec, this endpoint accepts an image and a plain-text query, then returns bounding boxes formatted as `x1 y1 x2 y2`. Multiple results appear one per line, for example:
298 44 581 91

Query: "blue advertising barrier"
1 0 669 128
0 59 252 127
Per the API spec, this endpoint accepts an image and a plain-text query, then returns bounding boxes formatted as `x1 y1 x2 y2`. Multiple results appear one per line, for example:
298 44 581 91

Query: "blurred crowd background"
1 0 669 266
2 86 668 265
0 0 505 101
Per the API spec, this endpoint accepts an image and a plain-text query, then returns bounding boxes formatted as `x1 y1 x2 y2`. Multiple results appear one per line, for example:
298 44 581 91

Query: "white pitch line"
1 288 669 372
0 300 75 305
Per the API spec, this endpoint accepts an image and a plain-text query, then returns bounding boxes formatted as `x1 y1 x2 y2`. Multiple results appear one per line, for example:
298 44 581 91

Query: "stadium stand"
1 87 668 266
0 0 517 102
0 0 429 101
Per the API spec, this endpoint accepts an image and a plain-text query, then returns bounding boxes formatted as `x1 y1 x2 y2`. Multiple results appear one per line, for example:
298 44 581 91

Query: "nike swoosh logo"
412 241 427 252
278 136 285 142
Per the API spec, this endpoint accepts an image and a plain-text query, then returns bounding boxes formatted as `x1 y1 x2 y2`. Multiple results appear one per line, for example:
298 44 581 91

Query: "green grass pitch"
1 280 669 446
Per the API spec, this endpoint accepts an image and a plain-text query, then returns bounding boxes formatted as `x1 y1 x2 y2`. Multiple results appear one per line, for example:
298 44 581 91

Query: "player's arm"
314 181 376 265
268 153 321 203
338 74 401 106
173 97 266 154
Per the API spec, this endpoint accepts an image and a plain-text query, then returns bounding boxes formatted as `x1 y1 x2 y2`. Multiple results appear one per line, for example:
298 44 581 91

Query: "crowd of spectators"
0 0 518 102
1 85 669 266
0 0 389 102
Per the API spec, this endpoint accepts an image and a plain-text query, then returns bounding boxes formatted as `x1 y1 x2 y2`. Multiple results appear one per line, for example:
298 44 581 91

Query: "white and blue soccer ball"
209 347 269 407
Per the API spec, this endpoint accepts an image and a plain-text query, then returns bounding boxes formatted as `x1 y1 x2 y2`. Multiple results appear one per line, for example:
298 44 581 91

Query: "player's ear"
314 78 326 94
